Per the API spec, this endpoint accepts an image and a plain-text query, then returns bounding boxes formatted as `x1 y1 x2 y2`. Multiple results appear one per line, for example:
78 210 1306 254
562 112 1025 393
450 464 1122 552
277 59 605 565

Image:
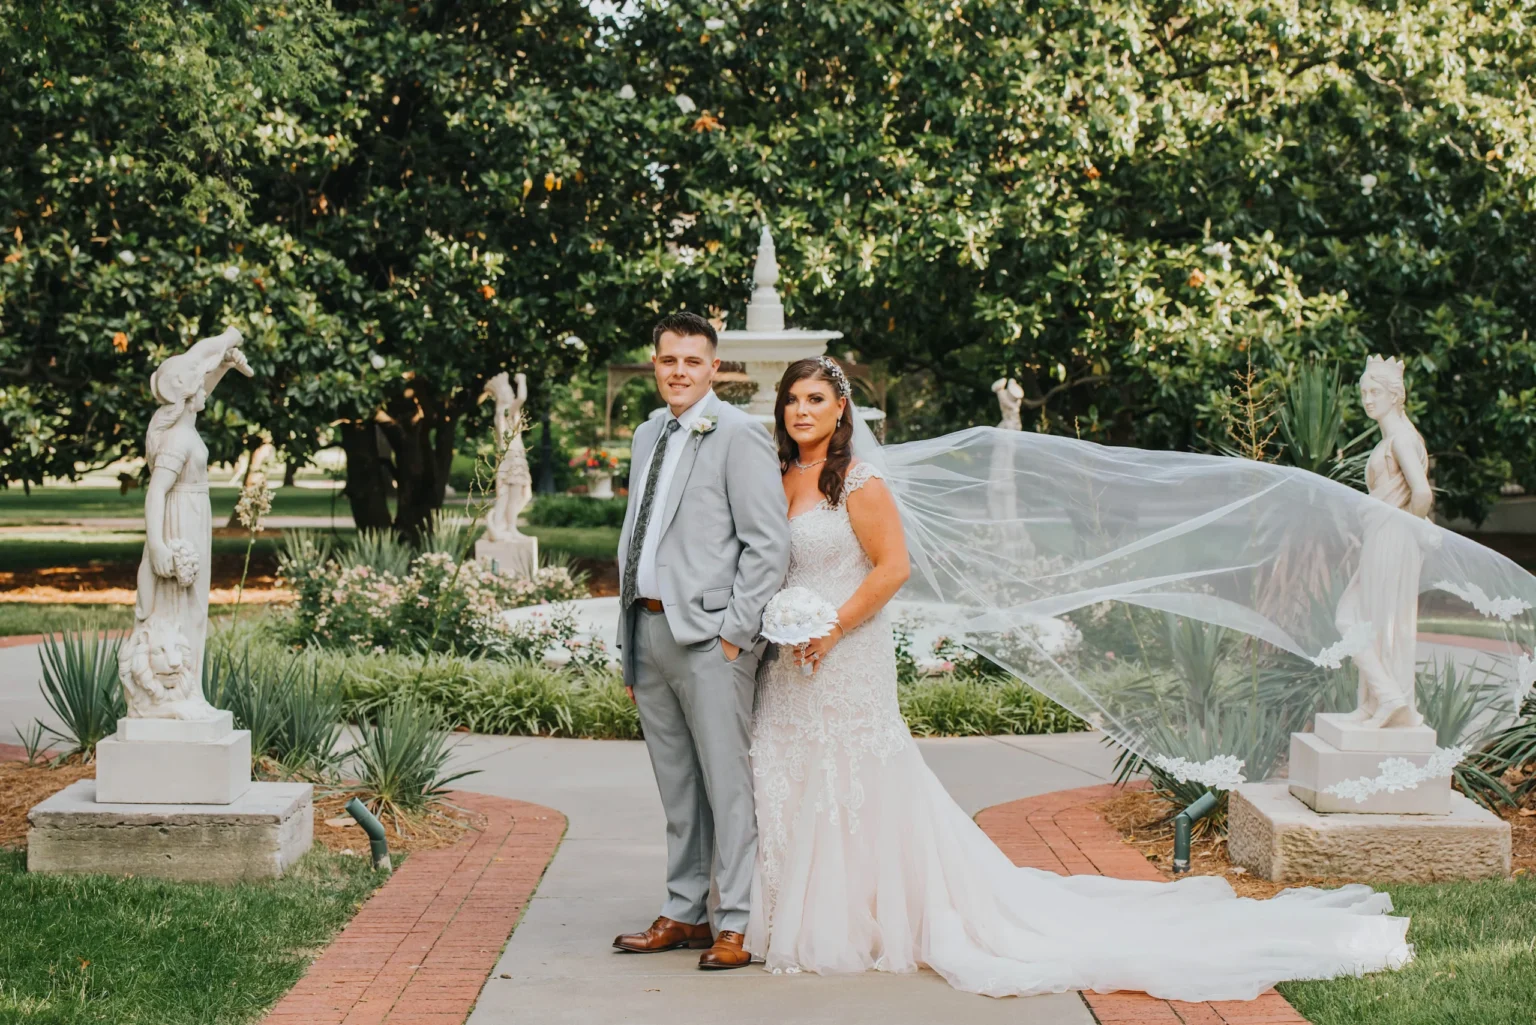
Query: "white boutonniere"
691 415 717 437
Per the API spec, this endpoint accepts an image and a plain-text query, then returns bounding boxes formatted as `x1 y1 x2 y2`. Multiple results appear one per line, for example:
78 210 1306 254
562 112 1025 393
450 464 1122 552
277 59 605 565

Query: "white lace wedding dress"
744 462 1413 1001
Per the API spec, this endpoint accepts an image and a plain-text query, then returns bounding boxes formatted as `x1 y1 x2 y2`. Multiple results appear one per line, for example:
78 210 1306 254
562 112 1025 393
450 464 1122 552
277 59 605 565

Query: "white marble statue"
483 371 533 542
1334 355 1434 729
120 327 252 720
992 378 1024 430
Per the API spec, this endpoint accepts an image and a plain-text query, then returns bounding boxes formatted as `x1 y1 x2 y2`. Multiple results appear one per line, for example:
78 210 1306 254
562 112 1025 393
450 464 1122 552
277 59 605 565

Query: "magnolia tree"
8 0 1536 524
624 0 1536 520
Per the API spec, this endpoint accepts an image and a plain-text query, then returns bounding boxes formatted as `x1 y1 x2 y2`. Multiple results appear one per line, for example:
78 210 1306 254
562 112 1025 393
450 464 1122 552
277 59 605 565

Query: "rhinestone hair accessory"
1364 354 1406 388
815 355 851 398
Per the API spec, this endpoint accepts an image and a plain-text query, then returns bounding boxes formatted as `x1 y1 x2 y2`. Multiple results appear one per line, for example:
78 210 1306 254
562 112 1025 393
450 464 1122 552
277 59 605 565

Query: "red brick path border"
976 784 1308 1025
262 790 565 1025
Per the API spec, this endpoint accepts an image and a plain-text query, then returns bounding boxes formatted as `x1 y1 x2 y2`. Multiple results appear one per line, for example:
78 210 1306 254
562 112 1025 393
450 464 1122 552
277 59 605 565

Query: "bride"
744 356 1413 1001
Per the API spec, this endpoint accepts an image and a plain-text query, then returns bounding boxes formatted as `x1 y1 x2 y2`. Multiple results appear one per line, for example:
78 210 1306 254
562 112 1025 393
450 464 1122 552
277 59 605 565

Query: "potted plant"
571 448 620 498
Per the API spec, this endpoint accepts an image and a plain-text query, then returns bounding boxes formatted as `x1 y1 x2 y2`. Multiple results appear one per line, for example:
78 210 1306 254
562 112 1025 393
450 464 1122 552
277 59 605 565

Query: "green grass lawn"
0 848 381 1024
0 604 252 637
0 534 290 573
524 525 620 562
0 486 353 524
1279 877 1536 1025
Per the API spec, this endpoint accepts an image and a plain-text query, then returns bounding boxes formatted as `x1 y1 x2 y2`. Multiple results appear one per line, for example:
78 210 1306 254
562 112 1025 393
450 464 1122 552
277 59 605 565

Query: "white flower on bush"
222 265 240 281
674 93 697 114
118 250 136 265
1360 173 1378 195
618 84 636 100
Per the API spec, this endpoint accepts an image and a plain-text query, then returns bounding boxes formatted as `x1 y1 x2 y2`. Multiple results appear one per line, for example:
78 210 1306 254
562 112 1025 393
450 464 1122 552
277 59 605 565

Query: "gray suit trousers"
630 604 759 935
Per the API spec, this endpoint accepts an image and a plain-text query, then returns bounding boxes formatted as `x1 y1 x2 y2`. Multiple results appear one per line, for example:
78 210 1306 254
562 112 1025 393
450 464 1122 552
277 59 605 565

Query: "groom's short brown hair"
652 311 718 350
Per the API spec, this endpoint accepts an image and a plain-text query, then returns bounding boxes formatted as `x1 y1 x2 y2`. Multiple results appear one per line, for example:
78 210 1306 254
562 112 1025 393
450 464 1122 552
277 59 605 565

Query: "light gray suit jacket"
616 393 790 683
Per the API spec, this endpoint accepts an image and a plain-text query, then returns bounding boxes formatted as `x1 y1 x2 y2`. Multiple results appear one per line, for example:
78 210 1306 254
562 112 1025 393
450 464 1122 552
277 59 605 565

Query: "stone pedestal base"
476 536 538 580
95 711 252 805
28 780 313 883
1229 782 1510 884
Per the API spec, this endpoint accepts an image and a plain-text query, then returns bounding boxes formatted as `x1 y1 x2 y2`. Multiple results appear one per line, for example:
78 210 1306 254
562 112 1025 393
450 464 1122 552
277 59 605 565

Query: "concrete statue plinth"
29 780 313 883
96 711 253 805
1229 783 1509 884
25 327 312 882
476 536 539 580
1287 713 1449 815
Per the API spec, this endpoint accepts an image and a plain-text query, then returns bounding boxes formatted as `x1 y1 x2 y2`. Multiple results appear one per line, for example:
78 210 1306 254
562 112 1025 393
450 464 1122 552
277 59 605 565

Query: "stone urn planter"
571 448 620 498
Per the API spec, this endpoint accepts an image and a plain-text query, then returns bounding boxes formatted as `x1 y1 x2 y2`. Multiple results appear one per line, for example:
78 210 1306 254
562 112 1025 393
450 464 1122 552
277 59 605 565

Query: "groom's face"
653 331 719 415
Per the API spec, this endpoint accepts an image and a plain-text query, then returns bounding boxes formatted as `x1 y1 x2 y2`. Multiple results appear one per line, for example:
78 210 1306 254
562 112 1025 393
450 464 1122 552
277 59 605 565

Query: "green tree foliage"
7 0 1536 522
628 0 1536 519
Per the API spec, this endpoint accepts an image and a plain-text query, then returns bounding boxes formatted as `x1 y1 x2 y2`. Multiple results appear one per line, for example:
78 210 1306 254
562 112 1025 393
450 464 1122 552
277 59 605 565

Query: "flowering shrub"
278 536 588 658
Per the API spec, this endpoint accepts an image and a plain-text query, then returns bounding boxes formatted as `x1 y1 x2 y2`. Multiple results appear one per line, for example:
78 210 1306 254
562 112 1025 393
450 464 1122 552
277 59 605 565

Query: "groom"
612 312 790 969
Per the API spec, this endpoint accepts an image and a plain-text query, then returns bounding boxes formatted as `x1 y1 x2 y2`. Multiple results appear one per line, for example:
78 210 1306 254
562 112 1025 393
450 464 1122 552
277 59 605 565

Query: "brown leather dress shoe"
613 916 713 953
698 930 752 970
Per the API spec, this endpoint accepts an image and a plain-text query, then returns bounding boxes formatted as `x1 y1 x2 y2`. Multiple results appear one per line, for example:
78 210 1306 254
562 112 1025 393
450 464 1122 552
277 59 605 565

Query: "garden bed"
1095 787 1536 1025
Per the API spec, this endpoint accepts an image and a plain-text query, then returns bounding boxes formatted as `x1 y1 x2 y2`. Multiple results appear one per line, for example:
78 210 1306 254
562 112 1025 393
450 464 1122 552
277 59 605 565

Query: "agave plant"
206 648 343 775
348 698 479 826
37 629 126 760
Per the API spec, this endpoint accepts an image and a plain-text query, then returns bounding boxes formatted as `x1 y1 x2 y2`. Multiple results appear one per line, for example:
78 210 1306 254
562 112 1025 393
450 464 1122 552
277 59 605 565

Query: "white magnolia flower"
222 265 240 281
117 250 136 265
704 17 726 29
674 93 697 114
618 84 636 100
1360 173 1378 195
562 334 587 351
369 353 387 370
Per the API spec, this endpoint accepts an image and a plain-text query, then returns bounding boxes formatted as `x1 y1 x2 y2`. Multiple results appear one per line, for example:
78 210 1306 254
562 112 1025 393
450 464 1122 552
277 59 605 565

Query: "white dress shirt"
635 391 715 601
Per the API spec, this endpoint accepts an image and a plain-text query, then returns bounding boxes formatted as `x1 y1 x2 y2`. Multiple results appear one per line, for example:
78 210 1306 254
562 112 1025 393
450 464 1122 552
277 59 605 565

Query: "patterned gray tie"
621 418 681 609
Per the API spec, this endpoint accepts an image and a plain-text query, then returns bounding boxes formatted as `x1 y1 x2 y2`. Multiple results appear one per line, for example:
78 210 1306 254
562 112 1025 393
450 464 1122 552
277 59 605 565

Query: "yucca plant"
205 647 285 760
337 529 414 578
37 629 126 760
269 663 343 775
1418 656 1521 809
1275 357 1373 481
348 698 478 825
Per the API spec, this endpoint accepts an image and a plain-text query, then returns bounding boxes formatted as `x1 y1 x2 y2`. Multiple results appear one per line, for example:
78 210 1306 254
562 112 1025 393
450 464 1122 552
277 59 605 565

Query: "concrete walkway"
0 639 1113 1022
447 732 1117 1025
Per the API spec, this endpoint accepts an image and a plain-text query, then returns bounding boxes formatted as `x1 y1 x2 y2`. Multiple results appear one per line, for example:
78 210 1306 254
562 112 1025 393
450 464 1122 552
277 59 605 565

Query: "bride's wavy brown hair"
775 358 854 507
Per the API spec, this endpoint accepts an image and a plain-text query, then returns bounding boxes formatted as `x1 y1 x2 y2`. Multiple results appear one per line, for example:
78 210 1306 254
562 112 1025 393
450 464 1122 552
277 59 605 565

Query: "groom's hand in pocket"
625 685 635 705
721 639 741 663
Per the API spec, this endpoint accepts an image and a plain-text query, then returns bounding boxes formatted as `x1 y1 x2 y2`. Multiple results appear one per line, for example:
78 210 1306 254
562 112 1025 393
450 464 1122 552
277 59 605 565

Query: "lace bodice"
750 462 911 932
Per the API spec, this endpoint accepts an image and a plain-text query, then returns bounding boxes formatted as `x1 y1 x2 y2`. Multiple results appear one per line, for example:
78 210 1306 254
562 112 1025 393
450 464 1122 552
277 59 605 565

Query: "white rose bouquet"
761 586 840 676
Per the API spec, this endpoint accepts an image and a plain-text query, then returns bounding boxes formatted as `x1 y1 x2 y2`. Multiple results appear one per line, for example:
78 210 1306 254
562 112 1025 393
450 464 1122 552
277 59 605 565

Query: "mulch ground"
0 754 477 858
0 551 285 604
1094 786 1536 900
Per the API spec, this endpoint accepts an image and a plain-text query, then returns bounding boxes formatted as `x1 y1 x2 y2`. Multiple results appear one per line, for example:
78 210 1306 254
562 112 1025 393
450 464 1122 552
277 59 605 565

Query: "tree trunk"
339 421 393 532
431 413 456 508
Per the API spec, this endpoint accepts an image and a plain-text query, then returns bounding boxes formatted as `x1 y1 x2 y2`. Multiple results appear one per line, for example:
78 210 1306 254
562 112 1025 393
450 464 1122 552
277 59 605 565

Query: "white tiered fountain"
718 227 882 430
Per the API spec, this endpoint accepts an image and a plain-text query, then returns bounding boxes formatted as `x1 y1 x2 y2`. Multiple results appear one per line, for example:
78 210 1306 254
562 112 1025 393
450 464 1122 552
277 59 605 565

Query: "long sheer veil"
848 402 1534 791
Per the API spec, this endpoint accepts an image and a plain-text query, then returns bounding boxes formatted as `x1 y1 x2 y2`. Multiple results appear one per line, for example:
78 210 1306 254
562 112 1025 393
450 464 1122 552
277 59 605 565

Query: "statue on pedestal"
992 378 1024 430
1334 355 1434 729
120 328 253 720
482 371 533 542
